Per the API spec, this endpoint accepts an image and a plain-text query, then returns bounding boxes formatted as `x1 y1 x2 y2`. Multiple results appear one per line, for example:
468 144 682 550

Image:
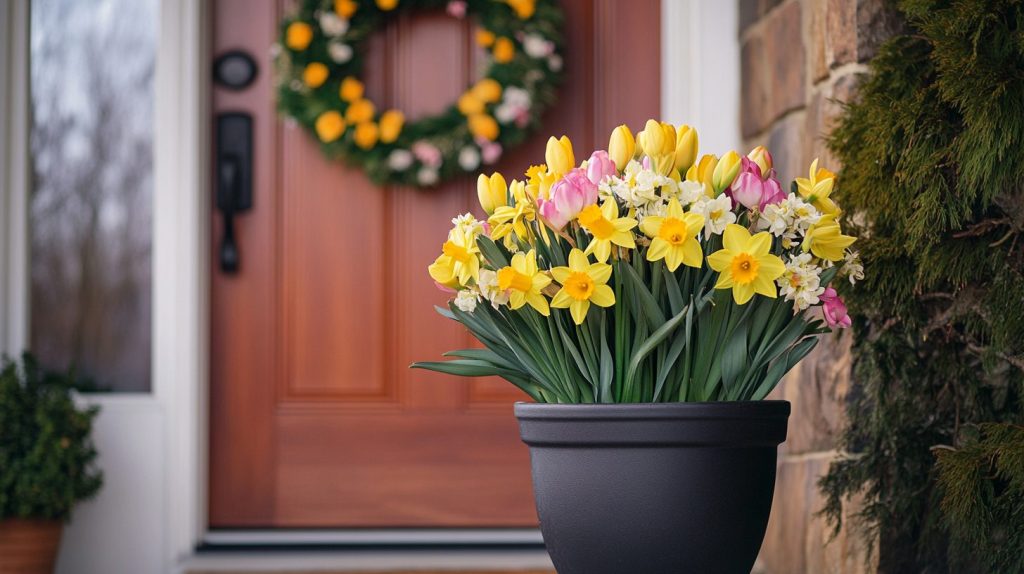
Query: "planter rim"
514 400 790 420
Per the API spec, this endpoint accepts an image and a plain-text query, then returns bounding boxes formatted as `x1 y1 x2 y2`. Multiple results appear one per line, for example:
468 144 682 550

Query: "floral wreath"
276 0 564 187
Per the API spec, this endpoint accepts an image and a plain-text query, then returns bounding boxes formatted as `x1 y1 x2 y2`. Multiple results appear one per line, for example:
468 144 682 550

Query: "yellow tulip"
314 111 346 143
285 22 313 51
712 150 742 194
345 98 376 124
674 125 698 174
335 0 358 18
686 153 719 197
468 113 499 141
302 63 329 88
457 92 485 116
545 135 575 177
477 172 508 215
375 0 399 10
608 124 636 171
747 145 772 175
472 78 503 104
493 37 515 63
638 120 676 175
353 122 379 149
378 110 404 143
339 76 364 102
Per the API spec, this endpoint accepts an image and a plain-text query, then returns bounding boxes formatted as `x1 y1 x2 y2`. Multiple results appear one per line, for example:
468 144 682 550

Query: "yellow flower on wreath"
706 224 786 305
379 110 404 143
476 28 496 47
795 158 838 214
550 249 615 325
339 77 364 102
457 92 485 116
375 0 399 10
802 213 856 261
504 0 536 19
498 250 551 315
285 22 313 51
353 122 379 149
468 113 499 141
578 200 637 263
493 37 515 63
303 62 329 88
640 198 705 271
429 228 481 287
314 111 346 143
335 0 358 18
472 78 503 104
345 98 376 124
489 180 536 241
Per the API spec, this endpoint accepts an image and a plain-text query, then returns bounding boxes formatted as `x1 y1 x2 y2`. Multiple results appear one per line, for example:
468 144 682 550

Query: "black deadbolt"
214 50 258 91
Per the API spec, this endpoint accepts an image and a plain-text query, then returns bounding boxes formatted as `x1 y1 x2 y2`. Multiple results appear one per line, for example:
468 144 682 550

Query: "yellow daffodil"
686 154 718 197
711 150 742 194
378 110 404 143
429 228 480 287
795 158 838 214
468 113 499 141
335 0 358 18
375 0 398 10
525 164 557 200
345 98 376 123
314 111 346 143
489 180 536 240
353 122 379 149
472 78 503 104
498 250 551 315
638 119 677 175
545 136 575 178
707 224 786 305
477 172 508 215
550 249 615 325
578 200 637 262
285 22 313 51
504 0 536 19
608 124 636 171
640 198 705 271
339 76 364 102
476 28 496 47
674 125 698 174
303 62 329 88
493 37 515 63
802 213 856 261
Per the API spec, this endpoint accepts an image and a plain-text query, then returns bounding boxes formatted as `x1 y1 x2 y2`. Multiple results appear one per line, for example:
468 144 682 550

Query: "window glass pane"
29 0 157 392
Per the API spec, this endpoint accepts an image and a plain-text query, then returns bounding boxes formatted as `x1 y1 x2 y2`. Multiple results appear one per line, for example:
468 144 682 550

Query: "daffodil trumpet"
414 122 863 404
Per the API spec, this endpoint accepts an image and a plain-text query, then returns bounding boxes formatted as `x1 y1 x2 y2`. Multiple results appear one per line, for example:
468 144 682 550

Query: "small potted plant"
0 354 103 574
414 120 861 574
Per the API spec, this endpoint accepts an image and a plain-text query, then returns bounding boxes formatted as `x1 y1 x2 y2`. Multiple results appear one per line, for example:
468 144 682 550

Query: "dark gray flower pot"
515 401 790 574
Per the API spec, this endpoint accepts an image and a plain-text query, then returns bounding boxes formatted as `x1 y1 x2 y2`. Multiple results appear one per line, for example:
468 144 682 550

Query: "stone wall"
739 0 903 572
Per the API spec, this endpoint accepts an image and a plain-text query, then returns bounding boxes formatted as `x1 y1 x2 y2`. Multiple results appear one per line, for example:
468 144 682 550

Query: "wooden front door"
209 0 661 527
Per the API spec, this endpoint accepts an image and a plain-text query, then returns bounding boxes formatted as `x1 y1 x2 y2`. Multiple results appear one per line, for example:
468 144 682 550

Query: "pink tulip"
729 157 785 211
820 287 851 329
586 150 618 185
537 168 598 230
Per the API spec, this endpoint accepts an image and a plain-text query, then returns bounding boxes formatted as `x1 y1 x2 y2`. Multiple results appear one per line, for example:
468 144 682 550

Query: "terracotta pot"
0 519 63 574
516 401 790 574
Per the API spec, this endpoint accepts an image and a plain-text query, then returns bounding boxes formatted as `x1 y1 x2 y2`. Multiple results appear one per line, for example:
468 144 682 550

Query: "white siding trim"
0 0 30 357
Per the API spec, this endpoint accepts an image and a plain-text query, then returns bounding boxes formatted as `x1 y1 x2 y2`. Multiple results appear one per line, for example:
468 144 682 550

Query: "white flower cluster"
451 213 485 238
495 87 532 125
777 253 825 311
318 12 354 63
757 193 822 249
477 269 510 308
599 160 680 213
691 194 737 239
840 250 864 285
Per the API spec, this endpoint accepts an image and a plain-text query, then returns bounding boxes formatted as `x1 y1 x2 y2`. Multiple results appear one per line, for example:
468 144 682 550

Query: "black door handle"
215 113 253 273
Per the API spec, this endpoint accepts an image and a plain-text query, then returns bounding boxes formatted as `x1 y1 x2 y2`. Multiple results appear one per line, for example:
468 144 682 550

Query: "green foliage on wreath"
0 354 103 521
819 0 1024 572
276 0 563 187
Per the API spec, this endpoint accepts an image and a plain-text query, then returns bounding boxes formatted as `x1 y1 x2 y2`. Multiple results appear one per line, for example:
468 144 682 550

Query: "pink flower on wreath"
478 139 503 165
730 157 785 211
586 150 618 185
537 167 599 230
412 141 443 168
820 286 851 329
446 0 467 18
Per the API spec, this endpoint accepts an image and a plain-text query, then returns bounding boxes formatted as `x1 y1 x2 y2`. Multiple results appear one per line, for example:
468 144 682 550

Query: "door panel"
210 0 661 527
